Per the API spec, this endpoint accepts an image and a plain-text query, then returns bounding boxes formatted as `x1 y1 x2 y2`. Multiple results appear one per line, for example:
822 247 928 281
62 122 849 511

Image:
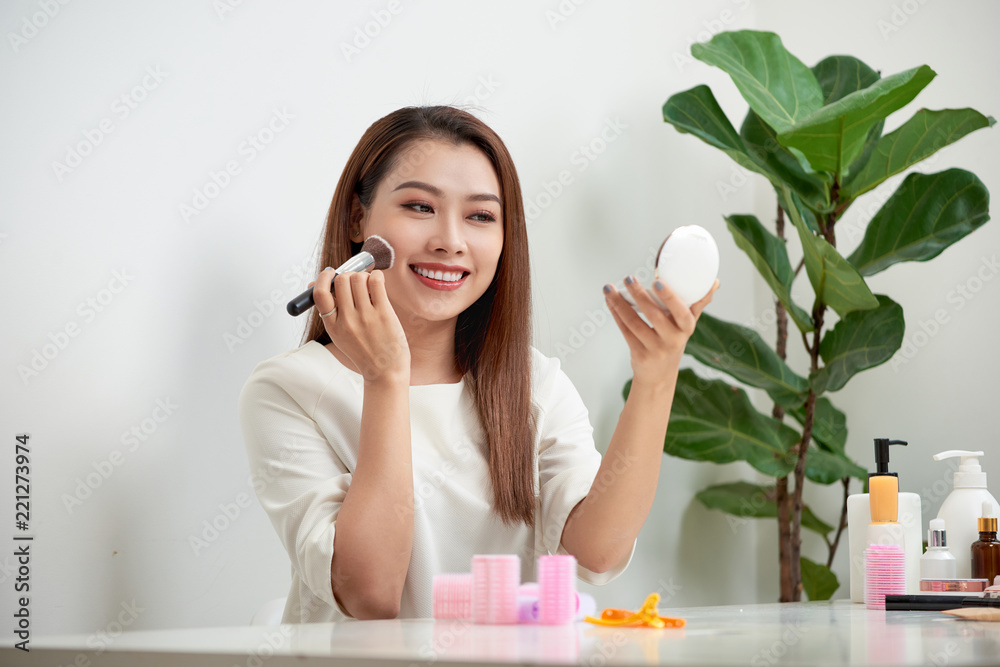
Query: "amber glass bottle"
970 503 1000 584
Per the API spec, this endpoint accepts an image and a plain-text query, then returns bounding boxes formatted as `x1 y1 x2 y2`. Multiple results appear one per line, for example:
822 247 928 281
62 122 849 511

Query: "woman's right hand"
309 268 410 383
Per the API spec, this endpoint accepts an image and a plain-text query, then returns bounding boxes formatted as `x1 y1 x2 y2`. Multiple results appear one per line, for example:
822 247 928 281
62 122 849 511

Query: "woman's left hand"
604 276 720 386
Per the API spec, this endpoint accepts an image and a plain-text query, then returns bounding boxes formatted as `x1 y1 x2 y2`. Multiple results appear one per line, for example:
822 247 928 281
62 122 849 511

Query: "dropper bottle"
920 518 957 579
971 501 1000 584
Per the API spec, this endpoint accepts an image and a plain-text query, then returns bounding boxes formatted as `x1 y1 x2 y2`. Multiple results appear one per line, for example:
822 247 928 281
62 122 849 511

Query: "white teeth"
413 266 464 282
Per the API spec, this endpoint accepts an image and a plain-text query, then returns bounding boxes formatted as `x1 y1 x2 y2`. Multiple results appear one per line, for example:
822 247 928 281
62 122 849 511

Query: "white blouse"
238 340 634 623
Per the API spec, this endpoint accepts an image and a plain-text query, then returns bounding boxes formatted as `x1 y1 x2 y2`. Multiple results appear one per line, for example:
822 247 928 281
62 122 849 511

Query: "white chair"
250 596 287 626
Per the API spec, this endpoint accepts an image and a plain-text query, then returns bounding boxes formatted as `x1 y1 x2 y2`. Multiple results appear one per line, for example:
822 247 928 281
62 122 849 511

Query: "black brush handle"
287 287 317 316
286 251 375 317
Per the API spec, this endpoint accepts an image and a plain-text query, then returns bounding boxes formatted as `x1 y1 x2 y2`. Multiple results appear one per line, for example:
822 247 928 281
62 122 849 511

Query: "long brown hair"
300 106 535 528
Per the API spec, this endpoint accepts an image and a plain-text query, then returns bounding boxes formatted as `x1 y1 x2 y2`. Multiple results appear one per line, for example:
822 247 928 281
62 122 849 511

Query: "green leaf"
846 169 991 276
661 370 798 477
812 55 880 105
691 30 824 134
811 295 905 395
663 85 773 178
844 109 996 199
811 56 885 187
805 445 868 484
695 482 836 539
726 215 815 334
782 186 880 317
782 185 823 233
801 505 835 536
790 397 847 455
696 481 777 519
843 120 885 192
740 111 832 213
778 65 937 176
686 311 810 408
801 557 839 600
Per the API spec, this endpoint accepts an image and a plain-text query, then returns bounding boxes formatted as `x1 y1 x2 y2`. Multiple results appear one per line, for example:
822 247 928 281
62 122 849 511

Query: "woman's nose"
428 211 467 254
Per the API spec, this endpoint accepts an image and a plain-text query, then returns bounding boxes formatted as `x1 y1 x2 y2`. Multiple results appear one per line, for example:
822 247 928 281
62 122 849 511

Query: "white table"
3 600 1000 666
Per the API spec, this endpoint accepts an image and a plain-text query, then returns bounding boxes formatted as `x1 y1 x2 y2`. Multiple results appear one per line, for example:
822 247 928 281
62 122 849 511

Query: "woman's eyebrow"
393 180 501 206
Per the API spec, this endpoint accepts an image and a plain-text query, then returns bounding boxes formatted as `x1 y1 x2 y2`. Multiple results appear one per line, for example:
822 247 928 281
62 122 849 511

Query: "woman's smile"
409 262 470 291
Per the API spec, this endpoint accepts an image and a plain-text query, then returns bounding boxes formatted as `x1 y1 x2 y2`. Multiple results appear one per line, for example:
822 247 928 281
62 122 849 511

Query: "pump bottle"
933 450 1000 579
848 439 922 601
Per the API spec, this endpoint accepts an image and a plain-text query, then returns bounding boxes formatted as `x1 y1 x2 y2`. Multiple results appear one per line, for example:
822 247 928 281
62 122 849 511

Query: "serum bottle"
971 501 1000 584
921 518 957 579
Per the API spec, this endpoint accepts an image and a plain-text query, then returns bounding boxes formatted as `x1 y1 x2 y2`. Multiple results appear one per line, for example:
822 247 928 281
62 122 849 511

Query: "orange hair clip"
584 593 686 629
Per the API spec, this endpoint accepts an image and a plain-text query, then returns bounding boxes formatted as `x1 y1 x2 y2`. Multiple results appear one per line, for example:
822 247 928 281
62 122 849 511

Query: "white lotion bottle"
921 518 957 579
848 493 923 601
933 450 1000 579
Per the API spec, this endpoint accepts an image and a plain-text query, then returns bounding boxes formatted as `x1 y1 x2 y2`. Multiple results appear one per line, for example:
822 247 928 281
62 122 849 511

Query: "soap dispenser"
933 450 1000 579
847 438 922 602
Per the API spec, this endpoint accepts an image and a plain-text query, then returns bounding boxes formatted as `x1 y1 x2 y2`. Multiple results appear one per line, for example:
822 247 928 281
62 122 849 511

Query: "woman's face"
354 138 505 331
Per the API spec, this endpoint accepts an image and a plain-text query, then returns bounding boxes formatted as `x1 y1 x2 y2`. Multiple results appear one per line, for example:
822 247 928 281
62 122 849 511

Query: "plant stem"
827 477 851 569
773 203 795 602
777 477 793 601
790 177 840 600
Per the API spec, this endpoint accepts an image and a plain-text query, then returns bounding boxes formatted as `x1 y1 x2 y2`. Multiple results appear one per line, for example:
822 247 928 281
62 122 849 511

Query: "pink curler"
432 573 472 619
471 555 520 624
538 554 577 625
865 544 905 610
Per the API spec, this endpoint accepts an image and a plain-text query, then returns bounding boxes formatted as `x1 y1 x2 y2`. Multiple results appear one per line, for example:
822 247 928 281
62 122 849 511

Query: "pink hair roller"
471 554 520 624
432 573 472 619
865 544 905 610
538 554 577 625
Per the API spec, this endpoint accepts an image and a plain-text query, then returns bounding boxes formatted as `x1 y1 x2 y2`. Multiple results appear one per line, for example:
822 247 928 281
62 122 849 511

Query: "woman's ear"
349 194 365 242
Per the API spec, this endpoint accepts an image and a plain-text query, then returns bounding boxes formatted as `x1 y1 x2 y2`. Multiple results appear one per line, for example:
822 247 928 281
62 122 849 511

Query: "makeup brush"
286 235 395 316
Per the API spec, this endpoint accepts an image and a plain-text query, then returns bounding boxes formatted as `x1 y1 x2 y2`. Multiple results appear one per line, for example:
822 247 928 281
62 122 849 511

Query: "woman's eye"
471 210 497 223
403 202 496 222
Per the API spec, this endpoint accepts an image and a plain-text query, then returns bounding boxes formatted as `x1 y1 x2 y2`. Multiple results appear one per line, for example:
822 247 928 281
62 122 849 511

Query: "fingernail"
603 284 612 294
624 275 633 285
654 280 664 291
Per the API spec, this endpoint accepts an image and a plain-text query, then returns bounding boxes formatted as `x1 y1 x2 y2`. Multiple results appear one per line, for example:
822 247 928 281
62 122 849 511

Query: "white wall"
1 0 997 635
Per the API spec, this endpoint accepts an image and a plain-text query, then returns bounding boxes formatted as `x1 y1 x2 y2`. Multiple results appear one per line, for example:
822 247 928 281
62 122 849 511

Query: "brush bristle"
361 235 394 270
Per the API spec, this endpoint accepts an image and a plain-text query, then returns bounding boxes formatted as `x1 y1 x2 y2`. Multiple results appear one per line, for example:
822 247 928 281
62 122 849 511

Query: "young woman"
239 106 719 623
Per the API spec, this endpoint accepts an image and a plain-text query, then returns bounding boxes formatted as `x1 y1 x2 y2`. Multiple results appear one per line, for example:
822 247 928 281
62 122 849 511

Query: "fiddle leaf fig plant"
631 30 994 601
